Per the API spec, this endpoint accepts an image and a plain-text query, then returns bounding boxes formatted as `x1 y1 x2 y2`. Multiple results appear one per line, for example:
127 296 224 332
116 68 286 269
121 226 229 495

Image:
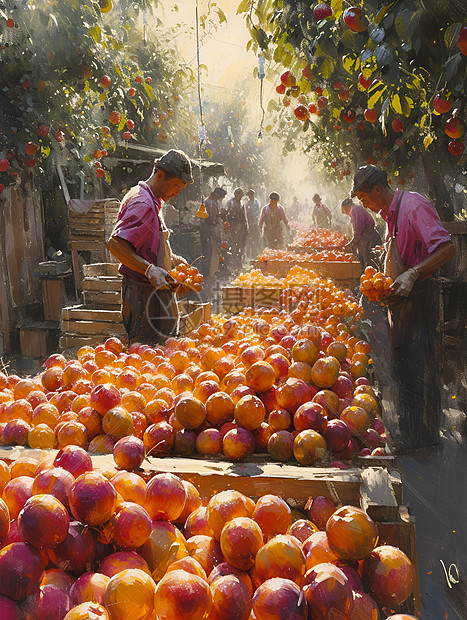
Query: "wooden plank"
20 329 48 358
41 278 68 322
82 277 123 292
62 305 122 322
61 320 126 336
60 333 109 349
83 263 120 278
83 290 122 307
360 467 399 522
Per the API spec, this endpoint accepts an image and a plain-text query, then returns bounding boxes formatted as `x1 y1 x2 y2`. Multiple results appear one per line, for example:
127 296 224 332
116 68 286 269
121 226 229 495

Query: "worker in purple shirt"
259 192 290 249
352 165 455 452
341 197 381 268
107 150 193 344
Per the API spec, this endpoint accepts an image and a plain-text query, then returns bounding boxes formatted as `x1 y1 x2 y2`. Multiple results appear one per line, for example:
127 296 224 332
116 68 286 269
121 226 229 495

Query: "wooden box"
254 259 362 281
69 199 120 242
0 446 420 617
178 300 211 335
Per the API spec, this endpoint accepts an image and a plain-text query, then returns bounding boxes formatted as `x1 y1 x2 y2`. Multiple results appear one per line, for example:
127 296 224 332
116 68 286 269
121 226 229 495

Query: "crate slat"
83 263 121 278
82 277 123 292
83 290 122 307
61 320 126 336
61 305 122 322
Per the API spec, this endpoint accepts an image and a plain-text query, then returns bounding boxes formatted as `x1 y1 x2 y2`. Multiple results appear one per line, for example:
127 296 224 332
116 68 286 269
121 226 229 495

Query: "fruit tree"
237 0 466 220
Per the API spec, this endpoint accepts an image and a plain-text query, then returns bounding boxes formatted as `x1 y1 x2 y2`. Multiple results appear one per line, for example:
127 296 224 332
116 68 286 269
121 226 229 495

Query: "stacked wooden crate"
68 199 120 292
59 263 125 350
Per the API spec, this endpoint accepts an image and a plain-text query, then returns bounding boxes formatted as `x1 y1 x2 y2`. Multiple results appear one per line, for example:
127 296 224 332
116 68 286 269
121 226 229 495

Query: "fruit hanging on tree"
313 3 333 21
445 117 464 139
343 7 367 32
280 71 296 87
433 95 452 114
391 118 404 133
448 139 465 156
364 108 378 123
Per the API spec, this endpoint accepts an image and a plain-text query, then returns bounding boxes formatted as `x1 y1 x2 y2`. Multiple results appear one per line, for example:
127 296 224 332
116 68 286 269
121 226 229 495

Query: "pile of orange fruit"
232 269 284 288
257 249 354 263
168 263 204 293
290 227 348 249
359 267 394 302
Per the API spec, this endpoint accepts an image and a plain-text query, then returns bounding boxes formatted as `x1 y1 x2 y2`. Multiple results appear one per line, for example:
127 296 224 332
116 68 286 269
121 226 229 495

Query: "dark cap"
269 192 280 201
247 189 255 196
154 149 194 184
351 165 388 195
312 193 321 202
213 187 227 198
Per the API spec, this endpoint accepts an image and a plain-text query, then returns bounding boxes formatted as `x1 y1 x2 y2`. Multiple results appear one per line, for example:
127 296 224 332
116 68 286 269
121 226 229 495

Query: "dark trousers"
122 276 178 345
365 279 441 451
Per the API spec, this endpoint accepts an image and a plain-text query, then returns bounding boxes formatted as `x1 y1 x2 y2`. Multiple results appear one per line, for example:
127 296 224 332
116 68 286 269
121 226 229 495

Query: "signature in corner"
440 559 460 589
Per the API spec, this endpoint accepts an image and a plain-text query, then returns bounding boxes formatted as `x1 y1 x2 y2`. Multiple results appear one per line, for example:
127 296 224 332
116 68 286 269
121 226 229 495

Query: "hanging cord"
257 53 266 142
195 0 205 206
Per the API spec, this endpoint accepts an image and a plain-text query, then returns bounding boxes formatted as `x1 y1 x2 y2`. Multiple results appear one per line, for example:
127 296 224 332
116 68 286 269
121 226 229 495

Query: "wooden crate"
41 275 72 322
18 322 60 357
222 286 281 313
0 446 420 616
178 300 211 335
71 240 118 292
254 259 362 281
69 199 120 242
83 263 121 278
287 244 345 253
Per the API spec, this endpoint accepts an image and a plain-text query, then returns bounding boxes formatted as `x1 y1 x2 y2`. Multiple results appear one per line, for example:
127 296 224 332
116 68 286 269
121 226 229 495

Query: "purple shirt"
112 181 162 282
384 189 451 277
259 203 288 228
351 204 375 236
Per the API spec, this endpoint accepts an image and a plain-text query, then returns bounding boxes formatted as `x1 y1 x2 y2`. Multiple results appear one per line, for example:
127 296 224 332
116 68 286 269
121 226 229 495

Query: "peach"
255 534 306 586
111 471 146 506
268 409 292 432
138 520 188 579
207 490 253 540
145 472 186 521
220 517 263 570
167 556 207 580
303 562 353 619
340 405 370 437
206 392 235 426
306 496 337 530
287 519 319 543
184 506 212 538
276 378 312 414
104 568 155 619
0 542 44 600
222 428 255 460
69 472 117 526
90 383 122 416
196 428 222 456
18 494 69 548
265 353 290 381
209 575 251 620
253 422 273 453
174 428 196 456
251 578 308 619
362 545 415 606
99 551 150 578
293 430 327 466
208 562 253 595
326 505 377 561
155 569 212 620
252 495 291 542
69 571 109 606
143 421 175 456
113 436 145 470
302 531 337 569
293 402 326 432
3 476 34 518
234 395 265 431
267 430 294 463
186 535 224 575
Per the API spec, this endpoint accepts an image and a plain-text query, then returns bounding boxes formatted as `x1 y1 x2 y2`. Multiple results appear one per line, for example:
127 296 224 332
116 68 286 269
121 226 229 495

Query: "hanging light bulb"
199 123 206 145
258 53 265 80
257 130 263 145
196 202 208 219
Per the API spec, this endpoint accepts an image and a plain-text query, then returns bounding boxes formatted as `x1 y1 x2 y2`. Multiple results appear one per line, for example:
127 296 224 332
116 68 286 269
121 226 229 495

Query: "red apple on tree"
445 117 464 139
448 139 465 156
128 87 136 97
433 95 452 114
37 124 49 138
308 103 318 114
313 3 333 21
338 88 350 101
276 83 286 94
280 71 296 87
364 108 378 123
343 7 367 32
317 96 328 108
122 131 131 140
0 159 10 172
458 26 467 56
391 118 404 133
358 73 373 90
302 66 314 81
315 86 323 96
26 158 36 167
25 142 38 156
100 75 111 88
343 109 356 123
294 105 310 122
55 130 64 142
96 168 105 178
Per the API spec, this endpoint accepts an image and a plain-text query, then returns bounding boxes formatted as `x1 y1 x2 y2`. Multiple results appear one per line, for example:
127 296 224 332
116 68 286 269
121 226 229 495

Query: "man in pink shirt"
352 165 455 452
259 192 290 249
107 149 193 344
341 197 381 268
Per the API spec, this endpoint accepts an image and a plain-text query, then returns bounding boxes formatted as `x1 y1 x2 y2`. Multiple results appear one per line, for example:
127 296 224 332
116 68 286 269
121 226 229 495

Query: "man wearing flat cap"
107 149 194 344
200 186 227 284
352 164 455 452
225 188 248 271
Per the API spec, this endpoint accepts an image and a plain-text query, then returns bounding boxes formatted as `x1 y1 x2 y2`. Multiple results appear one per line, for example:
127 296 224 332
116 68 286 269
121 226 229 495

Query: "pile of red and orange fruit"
359 267 394 302
168 263 204 293
290 227 348 249
0 451 416 619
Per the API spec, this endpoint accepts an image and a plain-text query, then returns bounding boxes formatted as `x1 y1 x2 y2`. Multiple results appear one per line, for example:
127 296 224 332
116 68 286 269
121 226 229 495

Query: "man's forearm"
413 241 455 278
106 236 150 275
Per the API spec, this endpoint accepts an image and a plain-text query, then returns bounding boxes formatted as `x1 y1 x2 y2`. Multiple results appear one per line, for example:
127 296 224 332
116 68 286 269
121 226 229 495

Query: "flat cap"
154 149 194 184
351 165 387 195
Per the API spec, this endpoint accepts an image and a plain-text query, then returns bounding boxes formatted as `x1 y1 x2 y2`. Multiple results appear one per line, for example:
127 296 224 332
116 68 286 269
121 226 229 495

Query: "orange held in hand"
359 267 393 302
168 263 204 293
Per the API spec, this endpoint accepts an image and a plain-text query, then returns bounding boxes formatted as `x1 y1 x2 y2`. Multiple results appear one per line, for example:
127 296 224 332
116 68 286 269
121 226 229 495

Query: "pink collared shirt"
384 189 451 277
112 181 162 282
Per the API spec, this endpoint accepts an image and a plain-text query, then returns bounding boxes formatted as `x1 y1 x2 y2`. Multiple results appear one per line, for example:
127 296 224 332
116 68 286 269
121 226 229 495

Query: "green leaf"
444 23 462 49
321 57 335 79
144 83 155 102
88 24 101 43
118 113 127 132
237 0 251 14
41 146 51 158
342 54 356 74
316 34 338 61
114 63 122 78
216 7 227 24
205 149 213 158
331 0 344 19
367 82 386 108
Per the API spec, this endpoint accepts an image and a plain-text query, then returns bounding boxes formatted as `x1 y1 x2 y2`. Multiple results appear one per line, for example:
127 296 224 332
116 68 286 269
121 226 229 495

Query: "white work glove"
145 264 170 289
391 267 419 297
